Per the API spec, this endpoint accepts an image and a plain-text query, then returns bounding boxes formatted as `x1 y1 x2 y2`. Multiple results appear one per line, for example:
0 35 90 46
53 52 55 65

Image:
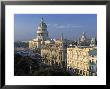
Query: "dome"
38 18 47 30
80 32 87 42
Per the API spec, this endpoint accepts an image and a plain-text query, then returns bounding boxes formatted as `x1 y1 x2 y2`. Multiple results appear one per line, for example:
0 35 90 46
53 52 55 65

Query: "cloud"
53 24 59 27
57 25 65 29
65 24 81 28
71 25 81 28
46 24 51 26
47 23 82 29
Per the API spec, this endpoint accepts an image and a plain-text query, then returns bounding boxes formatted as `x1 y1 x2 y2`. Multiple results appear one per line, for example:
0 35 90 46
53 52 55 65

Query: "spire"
38 17 47 30
80 32 86 42
82 32 85 35
61 33 63 41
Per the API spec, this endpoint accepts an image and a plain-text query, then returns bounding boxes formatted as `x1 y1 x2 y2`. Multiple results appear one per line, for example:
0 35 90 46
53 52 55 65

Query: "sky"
14 14 97 41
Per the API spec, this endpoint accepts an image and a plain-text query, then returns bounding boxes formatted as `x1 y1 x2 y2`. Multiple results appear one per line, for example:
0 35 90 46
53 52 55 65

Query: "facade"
67 46 97 76
29 38 39 49
41 43 63 66
41 35 67 67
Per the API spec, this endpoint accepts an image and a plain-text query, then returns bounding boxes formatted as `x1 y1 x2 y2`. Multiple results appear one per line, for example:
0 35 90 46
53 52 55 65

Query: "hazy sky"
14 14 97 41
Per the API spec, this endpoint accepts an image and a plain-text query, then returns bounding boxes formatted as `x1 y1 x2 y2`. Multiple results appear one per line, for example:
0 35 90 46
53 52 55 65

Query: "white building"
67 46 97 76
29 18 49 49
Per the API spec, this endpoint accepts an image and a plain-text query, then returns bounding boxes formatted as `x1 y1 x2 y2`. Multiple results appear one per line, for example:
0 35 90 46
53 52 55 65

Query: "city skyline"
14 14 97 41
14 14 97 76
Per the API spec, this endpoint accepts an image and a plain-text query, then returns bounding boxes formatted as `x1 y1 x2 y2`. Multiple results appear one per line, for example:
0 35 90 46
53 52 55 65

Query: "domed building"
78 32 90 46
29 18 50 49
37 18 49 41
28 18 67 67
80 32 87 42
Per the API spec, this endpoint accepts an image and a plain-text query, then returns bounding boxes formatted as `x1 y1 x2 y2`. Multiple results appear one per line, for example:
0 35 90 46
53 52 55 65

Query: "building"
27 18 97 76
14 41 29 48
28 18 67 67
67 46 97 76
78 32 90 46
29 18 49 49
41 43 62 66
90 38 97 47
41 34 67 68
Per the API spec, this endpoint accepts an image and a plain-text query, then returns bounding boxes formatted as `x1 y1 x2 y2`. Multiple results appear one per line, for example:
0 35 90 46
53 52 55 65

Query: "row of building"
15 18 97 76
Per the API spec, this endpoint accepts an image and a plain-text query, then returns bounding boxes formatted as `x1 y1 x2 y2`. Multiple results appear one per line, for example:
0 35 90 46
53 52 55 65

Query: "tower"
37 18 49 41
60 33 66 68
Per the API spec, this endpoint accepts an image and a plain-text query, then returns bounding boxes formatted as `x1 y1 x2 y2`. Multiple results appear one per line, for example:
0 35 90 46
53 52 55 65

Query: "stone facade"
41 41 67 68
67 46 97 76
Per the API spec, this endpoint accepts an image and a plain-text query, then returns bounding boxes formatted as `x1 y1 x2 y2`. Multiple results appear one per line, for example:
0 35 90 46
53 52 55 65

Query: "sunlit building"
41 35 67 67
28 18 97 75
28 18 67 67
67 46 97 76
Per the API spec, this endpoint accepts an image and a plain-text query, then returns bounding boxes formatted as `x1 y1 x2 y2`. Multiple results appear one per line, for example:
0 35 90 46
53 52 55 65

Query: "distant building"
78 32 90 46
90 38 97 47
14 41 29 48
